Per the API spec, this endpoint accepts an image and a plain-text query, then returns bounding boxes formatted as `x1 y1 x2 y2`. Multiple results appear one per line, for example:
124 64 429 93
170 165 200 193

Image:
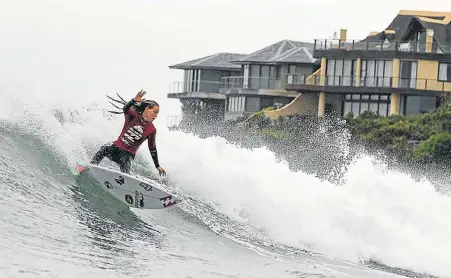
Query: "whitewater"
1 81 451 278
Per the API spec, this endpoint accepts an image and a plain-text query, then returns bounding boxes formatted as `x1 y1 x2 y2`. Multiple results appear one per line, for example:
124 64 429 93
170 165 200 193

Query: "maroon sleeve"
123 98 136 119
148 129 156 150
127 106 137 120
148 130 160 168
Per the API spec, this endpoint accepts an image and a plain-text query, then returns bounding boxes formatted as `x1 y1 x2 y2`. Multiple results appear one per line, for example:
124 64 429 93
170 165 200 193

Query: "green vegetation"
344 101 451 164
235 99 451 170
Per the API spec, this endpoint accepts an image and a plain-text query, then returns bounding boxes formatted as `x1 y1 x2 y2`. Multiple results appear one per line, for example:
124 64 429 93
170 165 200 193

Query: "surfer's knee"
91 144 113 163
119 156 132 173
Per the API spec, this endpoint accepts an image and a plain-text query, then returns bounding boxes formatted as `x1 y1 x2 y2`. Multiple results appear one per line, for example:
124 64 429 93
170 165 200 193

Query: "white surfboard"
76 164 182 209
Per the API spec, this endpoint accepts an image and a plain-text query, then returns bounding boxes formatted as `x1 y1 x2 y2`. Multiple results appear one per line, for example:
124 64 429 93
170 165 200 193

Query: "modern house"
267 10 451 120
168 40 319 122
220 40 319 121
167 52 247 124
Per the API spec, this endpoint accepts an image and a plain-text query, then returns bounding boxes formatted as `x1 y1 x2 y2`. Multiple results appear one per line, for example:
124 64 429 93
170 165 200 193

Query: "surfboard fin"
75 165 89 173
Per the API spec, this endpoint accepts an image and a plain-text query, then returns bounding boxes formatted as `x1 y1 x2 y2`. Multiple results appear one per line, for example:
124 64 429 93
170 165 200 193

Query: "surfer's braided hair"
105 92 159 114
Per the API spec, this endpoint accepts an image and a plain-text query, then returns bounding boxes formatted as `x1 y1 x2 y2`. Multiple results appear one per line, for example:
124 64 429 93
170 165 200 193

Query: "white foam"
1 87 450 277
156 128 451 277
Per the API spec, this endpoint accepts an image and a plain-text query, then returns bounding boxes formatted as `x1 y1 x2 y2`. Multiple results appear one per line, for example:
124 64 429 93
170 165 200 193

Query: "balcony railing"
313 39 451 54
170 77 281 95
285 74 451 92
170 81 226 94
166 115 181 128
221 76 277 90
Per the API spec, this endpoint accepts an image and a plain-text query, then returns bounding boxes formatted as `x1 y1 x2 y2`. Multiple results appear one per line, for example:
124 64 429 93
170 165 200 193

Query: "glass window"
370 103 378 113
360 102 370 113
352 102 360 115
379 103 388 116
439 63 451 82
344 102 352 116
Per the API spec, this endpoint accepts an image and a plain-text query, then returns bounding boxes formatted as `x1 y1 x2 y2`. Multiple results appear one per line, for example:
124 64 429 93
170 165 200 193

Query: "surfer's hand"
134 90 147 102
157 167 166 176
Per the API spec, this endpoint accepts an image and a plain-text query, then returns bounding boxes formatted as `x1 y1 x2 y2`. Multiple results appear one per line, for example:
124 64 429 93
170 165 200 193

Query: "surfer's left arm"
148 131 166 176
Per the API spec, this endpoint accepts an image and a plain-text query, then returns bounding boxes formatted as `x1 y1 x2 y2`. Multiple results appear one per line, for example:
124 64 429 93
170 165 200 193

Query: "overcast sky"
0 0 450 120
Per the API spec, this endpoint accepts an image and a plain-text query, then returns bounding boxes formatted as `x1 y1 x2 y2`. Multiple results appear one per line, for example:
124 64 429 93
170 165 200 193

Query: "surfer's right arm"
123 90 147 114
123 98 135 114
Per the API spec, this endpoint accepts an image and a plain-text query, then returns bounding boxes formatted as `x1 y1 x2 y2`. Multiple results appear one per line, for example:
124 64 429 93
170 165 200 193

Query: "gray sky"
0 0 450 120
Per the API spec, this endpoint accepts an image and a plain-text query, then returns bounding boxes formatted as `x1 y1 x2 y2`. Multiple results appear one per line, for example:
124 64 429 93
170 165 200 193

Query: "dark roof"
169 53 247 70
362 14 451 48
233 40 316 64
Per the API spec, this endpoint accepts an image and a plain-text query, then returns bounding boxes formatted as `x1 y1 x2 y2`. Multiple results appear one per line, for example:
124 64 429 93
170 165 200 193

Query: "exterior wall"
265 93 319 119
416 60 451 91
246 96 261 112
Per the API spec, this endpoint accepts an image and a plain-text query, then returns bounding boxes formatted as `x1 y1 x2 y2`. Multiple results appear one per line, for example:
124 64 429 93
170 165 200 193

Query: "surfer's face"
143 105 159 122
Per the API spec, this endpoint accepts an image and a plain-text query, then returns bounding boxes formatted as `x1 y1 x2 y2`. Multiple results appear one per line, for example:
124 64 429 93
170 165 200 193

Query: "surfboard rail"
75 164 182 210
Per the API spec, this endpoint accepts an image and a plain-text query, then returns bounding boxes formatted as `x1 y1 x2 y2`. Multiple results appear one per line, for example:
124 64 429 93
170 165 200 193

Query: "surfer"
90 90 166 177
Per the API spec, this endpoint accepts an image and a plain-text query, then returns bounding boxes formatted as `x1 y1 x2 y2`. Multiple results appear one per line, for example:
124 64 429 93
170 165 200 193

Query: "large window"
244 64 276 89
343 94 390 117
184 69 201 92
227 96 246 112
360 60 393 87
398 60 417 88
326 59 356 86
438 62 451 82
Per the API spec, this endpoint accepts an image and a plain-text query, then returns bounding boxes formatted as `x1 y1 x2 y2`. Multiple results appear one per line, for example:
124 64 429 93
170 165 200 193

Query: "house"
267 10 451 120
220 40 319 121
167 52 247 124
167 40 319 122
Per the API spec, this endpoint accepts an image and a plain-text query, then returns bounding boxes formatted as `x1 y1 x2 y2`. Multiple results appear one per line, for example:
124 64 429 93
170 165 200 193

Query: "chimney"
340 29 347 41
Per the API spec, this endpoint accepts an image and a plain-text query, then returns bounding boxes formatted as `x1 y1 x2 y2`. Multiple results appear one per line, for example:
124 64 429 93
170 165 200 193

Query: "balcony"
285 73 451 95
313 39 451 56
168 81 227 100
221 76 278 90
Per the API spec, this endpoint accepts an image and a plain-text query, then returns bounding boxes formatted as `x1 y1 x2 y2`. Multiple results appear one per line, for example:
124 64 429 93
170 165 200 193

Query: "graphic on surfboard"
76 164 182 209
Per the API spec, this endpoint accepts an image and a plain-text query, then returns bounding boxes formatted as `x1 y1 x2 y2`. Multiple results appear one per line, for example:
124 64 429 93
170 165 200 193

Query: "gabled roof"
362 10 451 47
169 53 247 70
233 40 316 64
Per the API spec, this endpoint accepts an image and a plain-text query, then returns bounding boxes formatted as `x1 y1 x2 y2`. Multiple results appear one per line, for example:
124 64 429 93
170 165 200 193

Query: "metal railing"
221 76 277 89
285 74 451 92
166 115 181 128
170 76 281 94
314 39 451 54
169 81 227 94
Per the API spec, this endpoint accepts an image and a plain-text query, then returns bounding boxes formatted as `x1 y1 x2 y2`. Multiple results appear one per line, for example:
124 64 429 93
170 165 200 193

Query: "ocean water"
0 86 451 278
